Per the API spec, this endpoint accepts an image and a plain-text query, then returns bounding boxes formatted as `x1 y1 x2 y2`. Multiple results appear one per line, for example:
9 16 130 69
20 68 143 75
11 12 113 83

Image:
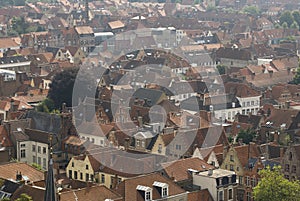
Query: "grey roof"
132 88 165 107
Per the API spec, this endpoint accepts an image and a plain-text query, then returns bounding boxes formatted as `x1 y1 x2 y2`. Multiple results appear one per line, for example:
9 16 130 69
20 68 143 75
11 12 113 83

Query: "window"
86 165 89 170
145 191 151 201
228 189 233 199
141 141 145 148
176 144 182 150
91 138 95 143
43 158 46 169
43 147 47 154
101 174 105 183
69 170 72 179
218 191 223 201
246 192 251 201
289 152 293 160
285 164 290 171
32 145 36 152
38 146 41 153
80 173 83 180
230 155 234 162
251 177 256 187
21 150 26 158
38 157 41 165
246 176 250 186
90 174 94 181
74 171 78 179
230 165 234 171
86 173 89 181
239 176 243 185
236 167 239 171
162 187 168 197
136 140 140 147
72 162 74 167
33 156 36 163
20 144 25 148
292 165 296 173
158 144 162 153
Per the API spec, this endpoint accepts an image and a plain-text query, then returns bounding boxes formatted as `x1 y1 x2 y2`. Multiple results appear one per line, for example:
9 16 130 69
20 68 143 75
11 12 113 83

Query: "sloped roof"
0 162 44 182
161 157 214 182
115 172 185 201
59 185 123 201
108 20 125 30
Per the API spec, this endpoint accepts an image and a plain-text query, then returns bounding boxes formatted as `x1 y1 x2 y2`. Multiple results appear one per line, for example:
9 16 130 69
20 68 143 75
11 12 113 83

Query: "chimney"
16 171 22 181
138 116 143 127
124 138 130 150
273 131 279 143
285 101 290 109
269 70 273 78
207 169 213 176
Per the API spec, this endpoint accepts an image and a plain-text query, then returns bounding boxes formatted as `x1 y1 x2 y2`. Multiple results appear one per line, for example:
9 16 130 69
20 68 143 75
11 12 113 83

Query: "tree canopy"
242 6 261 16
253 166 300 201
279 11 300 30
48 67 95 109
237 128 256 144
48 68 79 109
290 64 300 85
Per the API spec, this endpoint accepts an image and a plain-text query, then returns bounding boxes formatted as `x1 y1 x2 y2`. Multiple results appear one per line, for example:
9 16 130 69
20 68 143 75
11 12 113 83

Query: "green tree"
48 68 79 109
48 68 94 109
216 64 226 75
15 194 33 201
237 128 256 144
290 64 300 84
290 21 299 30
242 5 260 15
282 22 288 29
36 98 55 113
31 163 42 171
280 11 294 27
292 11 300 27
274 23 281 29
253 166 300 201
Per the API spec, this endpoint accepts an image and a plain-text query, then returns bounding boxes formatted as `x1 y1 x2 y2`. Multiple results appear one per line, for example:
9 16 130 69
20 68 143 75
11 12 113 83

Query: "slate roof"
132 88 165 107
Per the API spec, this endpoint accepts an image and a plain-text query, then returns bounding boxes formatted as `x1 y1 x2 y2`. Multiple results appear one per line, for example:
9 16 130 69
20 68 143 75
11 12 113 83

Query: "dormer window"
136 185 152 201
153 181 169 198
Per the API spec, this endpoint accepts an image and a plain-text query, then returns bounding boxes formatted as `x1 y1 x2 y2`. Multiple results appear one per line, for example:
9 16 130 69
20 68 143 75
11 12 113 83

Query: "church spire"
44 134 57 201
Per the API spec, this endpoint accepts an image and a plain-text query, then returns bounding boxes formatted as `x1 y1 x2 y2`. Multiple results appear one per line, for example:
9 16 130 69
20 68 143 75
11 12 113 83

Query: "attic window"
136 185 152 201
153 181 168 198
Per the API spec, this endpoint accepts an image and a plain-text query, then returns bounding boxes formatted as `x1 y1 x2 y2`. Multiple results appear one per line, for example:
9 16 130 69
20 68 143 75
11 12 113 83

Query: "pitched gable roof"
59 185 123 201
0 162 44 182
161 158 214 182
115 172 185 201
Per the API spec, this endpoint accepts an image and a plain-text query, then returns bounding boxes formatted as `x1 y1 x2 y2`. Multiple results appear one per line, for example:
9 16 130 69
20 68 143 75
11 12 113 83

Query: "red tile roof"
161 157 214 182
0 162 44 182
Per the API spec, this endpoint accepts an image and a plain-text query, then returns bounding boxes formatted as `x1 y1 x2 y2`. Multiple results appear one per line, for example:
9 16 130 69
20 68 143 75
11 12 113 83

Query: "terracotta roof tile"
115 172 185 201
59 185 123 201
0 162 44 182
161 158 214 182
